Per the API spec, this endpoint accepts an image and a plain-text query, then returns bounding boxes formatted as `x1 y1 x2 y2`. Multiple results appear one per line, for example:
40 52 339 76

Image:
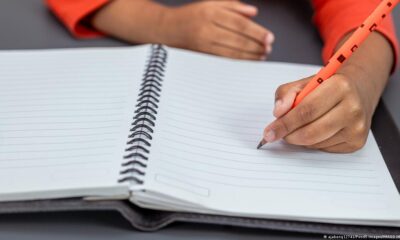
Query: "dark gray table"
0 0 398 239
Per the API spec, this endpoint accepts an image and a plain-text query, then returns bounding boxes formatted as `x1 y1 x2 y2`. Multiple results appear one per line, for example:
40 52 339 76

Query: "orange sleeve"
45 0 109 38
311 0 399 70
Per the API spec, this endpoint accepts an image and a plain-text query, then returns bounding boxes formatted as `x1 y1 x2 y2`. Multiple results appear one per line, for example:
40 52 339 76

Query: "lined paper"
138 47 400 224
0 46 148 201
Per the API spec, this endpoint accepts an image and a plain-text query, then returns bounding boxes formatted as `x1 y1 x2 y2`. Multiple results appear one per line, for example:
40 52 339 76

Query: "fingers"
317 130 368 153
284 104 348 146
306 130 345 149
218 1 258 17
273 78 310 118
214 7 274 48
320 143 356 153
212 23 265 55
174 0 275 61
263 75 345 143
208 42 263 60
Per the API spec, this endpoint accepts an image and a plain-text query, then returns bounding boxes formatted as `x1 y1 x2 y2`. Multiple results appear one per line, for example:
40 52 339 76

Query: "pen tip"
257 139 267 149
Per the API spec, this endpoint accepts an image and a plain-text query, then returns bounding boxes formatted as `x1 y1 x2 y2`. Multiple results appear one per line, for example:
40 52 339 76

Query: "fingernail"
244 5 257 13
264 130 276 143
265 33 275 45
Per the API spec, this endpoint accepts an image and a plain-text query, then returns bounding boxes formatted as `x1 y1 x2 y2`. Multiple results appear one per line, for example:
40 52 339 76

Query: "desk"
0 1 398 239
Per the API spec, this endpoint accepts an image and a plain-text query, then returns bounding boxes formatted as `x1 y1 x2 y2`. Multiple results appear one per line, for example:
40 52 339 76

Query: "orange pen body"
292 0 399 108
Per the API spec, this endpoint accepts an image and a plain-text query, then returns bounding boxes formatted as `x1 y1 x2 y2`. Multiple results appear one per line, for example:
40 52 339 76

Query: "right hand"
160 0 275 60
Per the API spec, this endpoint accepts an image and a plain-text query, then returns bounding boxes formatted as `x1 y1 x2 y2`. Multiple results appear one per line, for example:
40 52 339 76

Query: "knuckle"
336 76 352 93
348 102 364 119
351 138 367 151
345 123 369 151
353 120 368 136
275 84 289 99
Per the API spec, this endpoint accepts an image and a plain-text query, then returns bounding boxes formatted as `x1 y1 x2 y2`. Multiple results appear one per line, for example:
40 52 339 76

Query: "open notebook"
0 44 399 228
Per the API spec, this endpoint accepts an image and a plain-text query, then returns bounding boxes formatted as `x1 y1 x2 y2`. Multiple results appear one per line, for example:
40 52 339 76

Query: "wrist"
91 0 170 44
336 32 393 116
156 7 190 48
144 3 171 44
155 7 178 46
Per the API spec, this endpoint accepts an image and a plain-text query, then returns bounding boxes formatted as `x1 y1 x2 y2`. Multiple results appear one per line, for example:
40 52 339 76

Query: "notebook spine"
118 45 167 185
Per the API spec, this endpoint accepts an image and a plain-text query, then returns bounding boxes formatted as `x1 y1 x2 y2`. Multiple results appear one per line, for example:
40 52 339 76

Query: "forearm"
91 0 169 44
336 32 394 117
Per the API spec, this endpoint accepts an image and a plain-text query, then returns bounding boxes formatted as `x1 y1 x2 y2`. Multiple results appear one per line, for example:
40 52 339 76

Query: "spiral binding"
118 45 167 185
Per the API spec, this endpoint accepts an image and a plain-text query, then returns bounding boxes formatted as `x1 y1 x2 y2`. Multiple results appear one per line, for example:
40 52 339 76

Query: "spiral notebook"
0 44 399 228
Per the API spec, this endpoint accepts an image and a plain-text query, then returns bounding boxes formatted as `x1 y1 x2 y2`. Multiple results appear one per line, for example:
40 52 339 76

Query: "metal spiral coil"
118 45 167 184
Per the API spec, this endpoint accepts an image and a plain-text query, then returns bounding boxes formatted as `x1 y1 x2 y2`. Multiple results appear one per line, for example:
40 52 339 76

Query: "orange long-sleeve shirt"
45 0 399 65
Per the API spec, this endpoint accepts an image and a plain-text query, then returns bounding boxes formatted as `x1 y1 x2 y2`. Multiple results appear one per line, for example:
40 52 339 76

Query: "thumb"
273 77 311 118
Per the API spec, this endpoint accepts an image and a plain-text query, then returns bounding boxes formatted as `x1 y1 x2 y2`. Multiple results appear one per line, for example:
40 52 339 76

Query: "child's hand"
92 0 274 60
161 1 274 60
263 74 372 153
261 32 394 153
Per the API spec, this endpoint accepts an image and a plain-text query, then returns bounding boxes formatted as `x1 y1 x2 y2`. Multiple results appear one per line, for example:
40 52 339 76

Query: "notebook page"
0 46 148 201
137 47 400 224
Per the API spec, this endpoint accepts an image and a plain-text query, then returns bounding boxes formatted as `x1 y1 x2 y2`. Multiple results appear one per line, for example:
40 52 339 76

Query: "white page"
0 46 149 201
137 47 400 225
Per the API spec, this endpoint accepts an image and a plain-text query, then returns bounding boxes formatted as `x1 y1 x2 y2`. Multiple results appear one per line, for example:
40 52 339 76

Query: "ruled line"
158 137 374 172
164 110 264 127
156 158 378 187
165 105 269 122
0 138 117 147
159 130 372 163
166 100 271 117
162 125 255 143
2 132 117 139
0 113 124 120
0 119 122 126
158 150 376 179
164 115 260 133
0 125 119 132
0 145 116 154
0 100 126 108
0 160 111 170
155 167 382 195
0 96 125 103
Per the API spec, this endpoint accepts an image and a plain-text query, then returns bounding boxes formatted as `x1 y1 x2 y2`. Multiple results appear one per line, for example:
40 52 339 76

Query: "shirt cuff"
313 0 399 74
46 0 109 38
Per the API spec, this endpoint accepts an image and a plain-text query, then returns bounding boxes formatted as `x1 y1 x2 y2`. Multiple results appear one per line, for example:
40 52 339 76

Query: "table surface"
0 0 398 239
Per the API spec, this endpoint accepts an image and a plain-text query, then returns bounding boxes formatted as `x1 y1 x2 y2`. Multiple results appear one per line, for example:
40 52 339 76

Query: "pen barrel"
331 0 398 63
292 61 341 107
293 0 398 108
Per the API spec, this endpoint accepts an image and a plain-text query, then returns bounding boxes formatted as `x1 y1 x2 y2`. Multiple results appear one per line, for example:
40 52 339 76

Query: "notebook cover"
0 102 398 235
0 198 399 235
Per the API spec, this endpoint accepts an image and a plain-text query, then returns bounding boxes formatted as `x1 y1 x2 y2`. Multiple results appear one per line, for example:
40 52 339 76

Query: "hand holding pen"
258 0 398 153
